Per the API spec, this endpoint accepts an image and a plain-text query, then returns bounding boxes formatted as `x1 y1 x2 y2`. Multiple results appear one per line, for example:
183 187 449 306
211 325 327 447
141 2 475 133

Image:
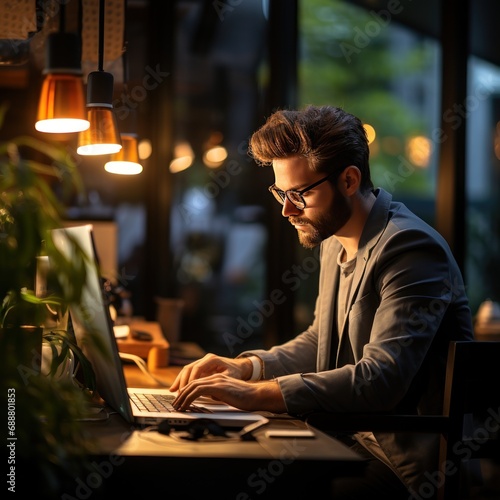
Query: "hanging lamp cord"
59 2 66 33
98 0 105 71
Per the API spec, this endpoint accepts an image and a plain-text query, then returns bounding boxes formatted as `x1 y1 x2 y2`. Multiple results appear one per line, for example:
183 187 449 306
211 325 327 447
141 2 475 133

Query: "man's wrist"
247 356 263 381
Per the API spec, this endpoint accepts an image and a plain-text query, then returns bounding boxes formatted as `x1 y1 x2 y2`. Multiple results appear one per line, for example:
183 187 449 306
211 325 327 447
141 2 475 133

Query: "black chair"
305 341 500 500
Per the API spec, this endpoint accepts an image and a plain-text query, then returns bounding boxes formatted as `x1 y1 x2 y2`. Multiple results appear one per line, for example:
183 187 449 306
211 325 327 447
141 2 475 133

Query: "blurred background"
1 0 499 355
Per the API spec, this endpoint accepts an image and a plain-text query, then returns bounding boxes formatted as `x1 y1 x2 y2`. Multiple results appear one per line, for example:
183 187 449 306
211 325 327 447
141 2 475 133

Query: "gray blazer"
242 188 473 493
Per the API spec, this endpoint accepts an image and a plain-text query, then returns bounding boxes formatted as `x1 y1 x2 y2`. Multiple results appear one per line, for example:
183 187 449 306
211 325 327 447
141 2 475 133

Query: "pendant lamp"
35 3 89 134
104 132 143 175
77 0 121 156
104 39 142 175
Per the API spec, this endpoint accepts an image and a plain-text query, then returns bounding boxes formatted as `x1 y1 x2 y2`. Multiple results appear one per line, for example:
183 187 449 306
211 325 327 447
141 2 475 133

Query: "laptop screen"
52 224 134 422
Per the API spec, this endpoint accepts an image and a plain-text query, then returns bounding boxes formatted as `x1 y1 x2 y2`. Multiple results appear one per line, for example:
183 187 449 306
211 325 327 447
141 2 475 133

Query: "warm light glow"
35 30 88 134
406 135 432 168
77 107 122 155
78 143 122 155
35 73 89 133
36 118 89 134
495 122 500 160
169 141 194 173
104 160 143 175
169 156 193 173
203 145 227 168
363 123 376 144
175 141 194 159
104 134 142 175
138 139 152 160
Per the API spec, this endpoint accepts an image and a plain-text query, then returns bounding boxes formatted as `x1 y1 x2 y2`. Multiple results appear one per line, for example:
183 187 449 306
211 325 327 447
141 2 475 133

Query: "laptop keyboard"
130 392 212 413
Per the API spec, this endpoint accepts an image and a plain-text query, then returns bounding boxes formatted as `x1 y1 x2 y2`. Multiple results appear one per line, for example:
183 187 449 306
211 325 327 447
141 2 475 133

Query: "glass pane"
465 57 500 316
168 1 270 354
297 0 440 329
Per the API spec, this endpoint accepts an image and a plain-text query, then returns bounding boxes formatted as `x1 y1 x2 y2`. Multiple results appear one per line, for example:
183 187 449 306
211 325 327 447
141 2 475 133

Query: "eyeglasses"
268 172 335 210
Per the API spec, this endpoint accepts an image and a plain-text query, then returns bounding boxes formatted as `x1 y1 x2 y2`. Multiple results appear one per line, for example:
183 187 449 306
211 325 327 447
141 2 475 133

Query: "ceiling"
349 0 500 67
1 0 499 89
0 0 127 85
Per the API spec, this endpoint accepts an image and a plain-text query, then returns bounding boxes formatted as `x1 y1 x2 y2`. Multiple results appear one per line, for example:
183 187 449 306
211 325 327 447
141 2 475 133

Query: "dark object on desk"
81 413 366 500
157 419 172 435
306 341 500 500
169 341 206 365
181 418 228 440
264 428 315 438
131 329 153 341
238 417 270 440
158 418 228 441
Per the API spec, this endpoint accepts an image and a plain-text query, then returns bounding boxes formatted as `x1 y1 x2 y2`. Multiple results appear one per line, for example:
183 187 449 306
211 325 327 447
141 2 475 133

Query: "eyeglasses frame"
268 171 339 210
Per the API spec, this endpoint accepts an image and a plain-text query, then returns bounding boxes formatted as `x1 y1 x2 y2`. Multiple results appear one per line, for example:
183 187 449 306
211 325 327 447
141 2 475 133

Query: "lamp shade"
77 71 122 155
104 134 143 174
77 107 122 155
35 32 89 133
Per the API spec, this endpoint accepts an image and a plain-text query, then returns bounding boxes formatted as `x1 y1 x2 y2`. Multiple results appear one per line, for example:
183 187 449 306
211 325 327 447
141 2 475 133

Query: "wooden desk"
116 320 170 368
73 364 365 499
123 361 180 388
82 416 364 499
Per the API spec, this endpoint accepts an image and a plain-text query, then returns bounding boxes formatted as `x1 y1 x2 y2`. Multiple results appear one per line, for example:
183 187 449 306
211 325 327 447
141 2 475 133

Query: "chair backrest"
305 341 500 500
439 341 500 500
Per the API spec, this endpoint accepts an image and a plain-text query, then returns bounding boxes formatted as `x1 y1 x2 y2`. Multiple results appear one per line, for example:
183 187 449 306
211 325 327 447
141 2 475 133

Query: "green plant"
0 103 101 497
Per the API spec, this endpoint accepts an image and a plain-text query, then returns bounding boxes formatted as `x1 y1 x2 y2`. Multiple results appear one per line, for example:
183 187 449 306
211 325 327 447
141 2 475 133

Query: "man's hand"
169 353 253 392
171 374 287 413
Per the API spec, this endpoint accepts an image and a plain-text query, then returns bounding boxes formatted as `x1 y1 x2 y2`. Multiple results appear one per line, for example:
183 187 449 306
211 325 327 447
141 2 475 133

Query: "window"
297 0 440 328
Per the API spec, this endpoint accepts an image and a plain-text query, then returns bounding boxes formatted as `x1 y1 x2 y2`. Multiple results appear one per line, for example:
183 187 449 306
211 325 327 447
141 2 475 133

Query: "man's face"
272 157 351 249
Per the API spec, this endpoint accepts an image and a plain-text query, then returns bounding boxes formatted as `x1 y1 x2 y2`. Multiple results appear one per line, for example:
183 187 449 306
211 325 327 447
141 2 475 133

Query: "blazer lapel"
336 189 392 364
336 248 371 365
316 239 341 372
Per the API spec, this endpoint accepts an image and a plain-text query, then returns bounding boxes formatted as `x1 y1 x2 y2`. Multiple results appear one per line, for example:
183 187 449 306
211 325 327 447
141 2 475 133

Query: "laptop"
51 224 268 428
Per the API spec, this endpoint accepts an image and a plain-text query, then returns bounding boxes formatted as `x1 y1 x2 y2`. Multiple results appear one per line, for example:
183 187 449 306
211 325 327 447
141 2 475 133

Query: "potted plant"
0 103 100 497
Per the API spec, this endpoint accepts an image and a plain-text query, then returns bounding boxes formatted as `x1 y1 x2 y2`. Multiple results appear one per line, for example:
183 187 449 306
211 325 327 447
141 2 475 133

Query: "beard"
288 191 351 249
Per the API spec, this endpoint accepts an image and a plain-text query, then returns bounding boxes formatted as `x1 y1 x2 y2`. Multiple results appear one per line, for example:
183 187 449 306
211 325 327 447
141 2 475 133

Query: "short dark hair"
249 105 373 192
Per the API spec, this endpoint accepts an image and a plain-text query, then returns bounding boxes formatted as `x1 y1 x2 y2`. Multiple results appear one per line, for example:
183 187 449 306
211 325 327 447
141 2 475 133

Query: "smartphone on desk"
260 417 316 438
238 417 270 440
264 428 315 438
